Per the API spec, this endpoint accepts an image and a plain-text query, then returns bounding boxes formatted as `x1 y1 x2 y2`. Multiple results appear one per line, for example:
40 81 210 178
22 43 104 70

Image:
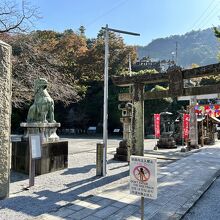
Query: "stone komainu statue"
27 78 56 123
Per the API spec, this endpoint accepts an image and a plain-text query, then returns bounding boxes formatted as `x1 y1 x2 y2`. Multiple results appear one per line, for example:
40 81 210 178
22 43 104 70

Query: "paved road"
5 137 217 220
10 137 182 193
63 136 158 154
183 176 220 220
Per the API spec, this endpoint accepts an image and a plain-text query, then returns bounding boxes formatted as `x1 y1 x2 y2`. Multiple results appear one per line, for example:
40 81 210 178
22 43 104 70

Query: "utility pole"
175 41 178 65
102 24 109 177
128 53 132 74
102 25 140 176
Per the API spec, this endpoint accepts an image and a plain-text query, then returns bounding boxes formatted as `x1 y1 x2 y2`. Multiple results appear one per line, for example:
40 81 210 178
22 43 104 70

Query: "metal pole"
129 53 132 74
141 196 144 220
176 41 178 65
29 136 35 187
102 25 139 175
201 114 204 147
103 24 109 176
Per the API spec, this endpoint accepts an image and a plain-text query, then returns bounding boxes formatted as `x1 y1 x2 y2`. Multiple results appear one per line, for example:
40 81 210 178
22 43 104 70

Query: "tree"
214 27 220 62
76 30 136 82
199 27 220 86
0 0 39 33
214 27 220 38
71 29 137 129
6 31 87 107
78 25 86 37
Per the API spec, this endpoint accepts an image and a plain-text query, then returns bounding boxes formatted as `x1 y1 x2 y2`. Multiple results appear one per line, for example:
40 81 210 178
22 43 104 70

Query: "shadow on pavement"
61 164 96 175
0 169 129 218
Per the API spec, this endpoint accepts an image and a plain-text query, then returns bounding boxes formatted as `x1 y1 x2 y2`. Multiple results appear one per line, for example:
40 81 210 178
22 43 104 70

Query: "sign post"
28 134 41 188
130 156 157 220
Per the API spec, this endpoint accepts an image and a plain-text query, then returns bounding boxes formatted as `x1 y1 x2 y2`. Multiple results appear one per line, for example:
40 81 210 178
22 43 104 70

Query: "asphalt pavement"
182 176 220 220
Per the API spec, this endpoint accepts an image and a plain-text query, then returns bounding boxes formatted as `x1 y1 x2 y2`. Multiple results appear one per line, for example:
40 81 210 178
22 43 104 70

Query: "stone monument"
12 78 68 175
0 40 12 199
156 112 176 148
114 102 133 161
20 78 60 142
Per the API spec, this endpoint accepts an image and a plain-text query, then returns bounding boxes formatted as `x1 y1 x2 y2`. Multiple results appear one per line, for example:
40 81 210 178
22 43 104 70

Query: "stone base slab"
11 141 68 175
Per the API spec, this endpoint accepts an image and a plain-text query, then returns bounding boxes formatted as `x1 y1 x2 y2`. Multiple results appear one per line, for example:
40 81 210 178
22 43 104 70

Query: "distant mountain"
137 28 219 68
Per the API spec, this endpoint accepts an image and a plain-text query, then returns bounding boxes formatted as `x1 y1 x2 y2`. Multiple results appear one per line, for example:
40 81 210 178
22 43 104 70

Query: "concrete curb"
175 169 220 219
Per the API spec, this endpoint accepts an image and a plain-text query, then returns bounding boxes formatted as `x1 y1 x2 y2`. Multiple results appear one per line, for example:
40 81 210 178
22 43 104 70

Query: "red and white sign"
154 114 160 138
183 113 190 141
130 156 157 199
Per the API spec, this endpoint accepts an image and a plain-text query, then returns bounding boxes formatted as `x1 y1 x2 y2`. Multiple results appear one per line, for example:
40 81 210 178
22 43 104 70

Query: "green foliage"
197 26 220 86
151 85 168 91
214 27 220 38
122 69 158 76
1 27 138 131
200 76 220 85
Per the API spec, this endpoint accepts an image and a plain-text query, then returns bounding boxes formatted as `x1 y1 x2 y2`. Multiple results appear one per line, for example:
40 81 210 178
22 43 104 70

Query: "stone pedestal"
20 122 60 143
11 141 68 175
156 132 177 148
114 140 130 161
11 122 68 175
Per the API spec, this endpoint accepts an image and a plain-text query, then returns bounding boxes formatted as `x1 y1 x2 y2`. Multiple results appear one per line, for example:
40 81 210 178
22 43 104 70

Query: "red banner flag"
154 114 160 138
183 114 190 141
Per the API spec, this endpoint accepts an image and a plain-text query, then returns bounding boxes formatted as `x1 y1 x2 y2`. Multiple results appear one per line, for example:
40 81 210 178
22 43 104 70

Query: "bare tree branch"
0 0 40 33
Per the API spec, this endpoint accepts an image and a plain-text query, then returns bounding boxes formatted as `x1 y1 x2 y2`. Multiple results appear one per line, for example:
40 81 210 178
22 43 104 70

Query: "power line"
86 0 129 28
199 4 220 29
189 0 217 31
194 1 220 30
184 0 220 66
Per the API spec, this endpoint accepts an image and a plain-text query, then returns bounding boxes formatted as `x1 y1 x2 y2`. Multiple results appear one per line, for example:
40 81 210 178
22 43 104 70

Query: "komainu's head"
34 78 48 92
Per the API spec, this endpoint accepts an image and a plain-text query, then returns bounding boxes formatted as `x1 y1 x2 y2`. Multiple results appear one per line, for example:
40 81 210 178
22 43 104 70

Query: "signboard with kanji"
29 135 41 159
154 114 160 138
183 113 190 141
130 156 157 199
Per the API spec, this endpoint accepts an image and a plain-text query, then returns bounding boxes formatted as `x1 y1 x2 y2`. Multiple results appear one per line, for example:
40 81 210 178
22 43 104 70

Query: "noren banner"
154 114 160 138
183 113 190 140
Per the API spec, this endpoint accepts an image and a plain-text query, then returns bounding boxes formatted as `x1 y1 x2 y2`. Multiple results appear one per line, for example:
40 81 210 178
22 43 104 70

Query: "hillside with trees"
137 28 219 67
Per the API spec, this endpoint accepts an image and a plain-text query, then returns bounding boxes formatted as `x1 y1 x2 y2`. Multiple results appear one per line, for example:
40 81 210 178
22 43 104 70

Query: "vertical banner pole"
201 114 204 147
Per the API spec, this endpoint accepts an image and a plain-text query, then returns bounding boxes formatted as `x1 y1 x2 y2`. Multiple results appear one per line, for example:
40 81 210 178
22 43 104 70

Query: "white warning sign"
130 155 157 199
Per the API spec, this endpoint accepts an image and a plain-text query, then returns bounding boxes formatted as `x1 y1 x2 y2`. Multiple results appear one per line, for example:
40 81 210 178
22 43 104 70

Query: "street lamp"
102 24 140 176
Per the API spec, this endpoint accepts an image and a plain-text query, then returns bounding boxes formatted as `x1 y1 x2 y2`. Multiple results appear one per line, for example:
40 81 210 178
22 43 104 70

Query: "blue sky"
29 0 220 46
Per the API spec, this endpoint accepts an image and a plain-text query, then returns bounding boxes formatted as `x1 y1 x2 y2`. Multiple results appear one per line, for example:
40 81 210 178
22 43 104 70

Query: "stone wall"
0 41 12 199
